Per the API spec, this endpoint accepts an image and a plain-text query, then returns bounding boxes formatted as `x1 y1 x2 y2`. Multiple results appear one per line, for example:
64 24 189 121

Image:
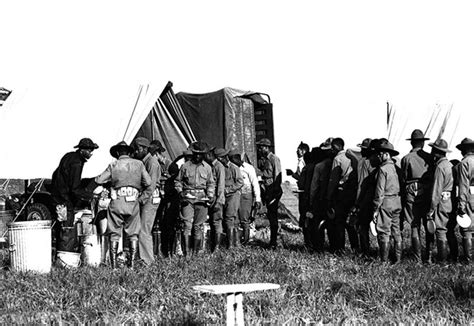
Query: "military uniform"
175 159 215 255
297 153 315 248
95 148 152 268
354 156 375 254
209 158 226 250
221 159 243 247
238 161 261 244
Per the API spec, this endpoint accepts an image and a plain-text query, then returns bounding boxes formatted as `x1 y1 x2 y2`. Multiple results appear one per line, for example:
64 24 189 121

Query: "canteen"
426 218 436 235
369 221 377 236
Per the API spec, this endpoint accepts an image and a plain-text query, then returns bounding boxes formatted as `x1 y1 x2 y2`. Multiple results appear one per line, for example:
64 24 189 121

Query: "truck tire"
26 203 52 221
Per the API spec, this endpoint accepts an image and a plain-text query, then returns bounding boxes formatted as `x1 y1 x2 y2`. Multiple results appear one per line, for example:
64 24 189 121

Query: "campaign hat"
406 129 430 141
357 138 372 149
428 138 451 153
214 148 230 158
74 138 99 150
256 138 272 147
228 149 241 157
455 137 474 151
109 141 133 158
373 139 399 156
189 141 210 154
320 137 334 150
150 139 166 153
133 137 151 148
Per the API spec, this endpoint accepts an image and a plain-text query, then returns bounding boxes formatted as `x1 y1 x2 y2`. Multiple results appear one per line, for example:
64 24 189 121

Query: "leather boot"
378 239 390 262
156 231 163 259
227 227 235 249
168 232 176 257
437 240 448 263
234 228 242 248
193 233 202 256
181 234 192 258
447 233 458 262
394 240 402 263
242 227 250 245
462 238 472 263
109 240 119 269
411 235 422 263
426 236 435 264
128 240 138 269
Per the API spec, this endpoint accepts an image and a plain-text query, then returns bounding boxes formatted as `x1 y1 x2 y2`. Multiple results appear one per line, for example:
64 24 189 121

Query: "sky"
1 0 474 179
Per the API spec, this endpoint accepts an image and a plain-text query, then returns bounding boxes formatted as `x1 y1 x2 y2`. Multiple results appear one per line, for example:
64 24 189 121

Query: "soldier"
401 129 433 262
229 149 262 245
372 139 402 263
286 141 310 181
326 138 358 254
454 138 474 263
160 162 181 257
349 138 374 256
447 159 461 261
51 138 98 253
95 141 152 269
257 138 283 249
175 141 215 257
426 139 453 263
215 148 244 248
204 147 226 251
297 150 317 249
133 137 161 265
307 139 333 251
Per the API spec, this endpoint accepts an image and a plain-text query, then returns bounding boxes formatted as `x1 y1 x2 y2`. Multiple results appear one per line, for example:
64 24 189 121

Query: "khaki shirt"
222 161 244 196
175 160 215 198
258 152 282 201
327 151 354 203
428 157 453 215
373 160 400 210
212 159 226 205
142 153 161 201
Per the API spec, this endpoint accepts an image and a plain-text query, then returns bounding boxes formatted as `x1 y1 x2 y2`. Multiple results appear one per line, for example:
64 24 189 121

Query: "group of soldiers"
295 130 473 264
50 136 281 268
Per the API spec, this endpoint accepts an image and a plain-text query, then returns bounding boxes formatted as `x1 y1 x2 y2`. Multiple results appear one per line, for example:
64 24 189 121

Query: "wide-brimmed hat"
109 141 133 158
133 137 150 148
406 129 430 141
373 139 399 156
455 137 474 151
150 139 166 153
320 137 334 150
189 141 210 153
228 149 241 157
183 149 193 156
429 138 451 153
74 138 99 150
256 138 272 147
214 148 230 158
357 138 372 149
457 213 472 228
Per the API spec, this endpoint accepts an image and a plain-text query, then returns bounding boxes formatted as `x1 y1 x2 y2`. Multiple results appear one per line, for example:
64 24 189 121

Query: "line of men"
51 136 281 269
296 130 473 264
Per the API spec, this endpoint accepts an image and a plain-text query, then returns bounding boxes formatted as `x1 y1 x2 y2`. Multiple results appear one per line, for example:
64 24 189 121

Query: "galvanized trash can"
8 220 52 273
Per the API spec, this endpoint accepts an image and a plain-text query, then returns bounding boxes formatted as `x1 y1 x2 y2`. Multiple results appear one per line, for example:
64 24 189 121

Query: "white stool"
193 283 280 326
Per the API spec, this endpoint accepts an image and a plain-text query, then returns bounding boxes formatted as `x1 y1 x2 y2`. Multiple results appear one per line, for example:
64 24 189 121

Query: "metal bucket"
80 234 102 267
57 250 81 268
8 220 52 273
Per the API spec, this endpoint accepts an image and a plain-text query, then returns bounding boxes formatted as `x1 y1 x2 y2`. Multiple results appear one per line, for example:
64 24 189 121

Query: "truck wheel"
26 203 52 221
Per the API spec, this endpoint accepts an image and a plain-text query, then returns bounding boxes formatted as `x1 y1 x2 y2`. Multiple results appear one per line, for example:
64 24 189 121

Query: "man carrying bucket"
51 138 98 253
95 141 152 269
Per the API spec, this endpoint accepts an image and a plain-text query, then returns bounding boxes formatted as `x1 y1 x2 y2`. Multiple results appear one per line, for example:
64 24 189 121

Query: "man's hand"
305 211 314 219
327 207 335 220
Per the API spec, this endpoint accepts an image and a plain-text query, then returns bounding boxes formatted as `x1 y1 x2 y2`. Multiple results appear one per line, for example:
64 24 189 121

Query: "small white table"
193 283 280 326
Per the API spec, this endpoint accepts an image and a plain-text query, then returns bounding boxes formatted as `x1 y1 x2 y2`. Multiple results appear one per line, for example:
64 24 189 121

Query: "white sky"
1 0 474 179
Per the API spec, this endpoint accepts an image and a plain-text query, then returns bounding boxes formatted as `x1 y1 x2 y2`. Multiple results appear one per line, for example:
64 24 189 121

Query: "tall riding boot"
447 233 458 262
168 231 176 257
213 232 223 252
242 227 250 245
269 224 278 249
359 230 370 256
234 228 242 248
181 234 192 258
109 240 119 269
378 239 390 262
462 238 472 263
411 236 422 263
193 233 202 256
128 240 138 269
437 240 448 263
426 235 435 264
227 227 235 249
394 240 402 263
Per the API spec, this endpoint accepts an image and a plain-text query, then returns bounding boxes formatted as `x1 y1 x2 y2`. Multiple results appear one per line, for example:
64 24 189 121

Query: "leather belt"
111 187 139 201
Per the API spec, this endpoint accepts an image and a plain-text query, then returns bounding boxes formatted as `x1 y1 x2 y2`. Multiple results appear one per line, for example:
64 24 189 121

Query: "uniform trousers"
376 196 402 243
224 192 241 230
210 202 224 234
181 201 208 237
238 192 253 228
139 201 159 264
107 197 141 241
433 199 451 241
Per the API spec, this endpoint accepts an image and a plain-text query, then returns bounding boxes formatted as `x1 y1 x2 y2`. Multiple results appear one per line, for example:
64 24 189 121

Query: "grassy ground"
1 229 473 324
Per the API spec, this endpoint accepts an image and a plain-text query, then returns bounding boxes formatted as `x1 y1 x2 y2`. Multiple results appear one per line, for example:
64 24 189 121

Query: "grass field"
1 228 473 324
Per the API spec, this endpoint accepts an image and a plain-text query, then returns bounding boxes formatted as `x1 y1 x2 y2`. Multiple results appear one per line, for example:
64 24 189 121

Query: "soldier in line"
229 149 261 245
204 147 226 251
401 129 433 262
215 148 244 248
174 141 215 257
95 141 152 269
307 139 333 251
257 138 283 249
454 138 474 263
372 139 402 263
326 138 358 254
133 137 161 266
287 141 310 181
160 162 180 257
297 149 317 248
426 139 453 263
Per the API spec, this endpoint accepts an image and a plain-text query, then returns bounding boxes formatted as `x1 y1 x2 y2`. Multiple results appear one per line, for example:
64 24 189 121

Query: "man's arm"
248 165 261 203
327 158 342 206
427 164 443 216
95 164 112 185
225 164 244 195
457 160 470 214
373 167 386 212
206 166 216 199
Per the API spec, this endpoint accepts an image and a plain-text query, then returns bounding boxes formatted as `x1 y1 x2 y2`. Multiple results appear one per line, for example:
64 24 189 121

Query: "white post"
235 292 244 326
226 293 235 326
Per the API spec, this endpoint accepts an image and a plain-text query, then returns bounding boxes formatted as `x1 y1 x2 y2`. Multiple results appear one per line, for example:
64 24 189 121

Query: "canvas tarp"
176 87 258 165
